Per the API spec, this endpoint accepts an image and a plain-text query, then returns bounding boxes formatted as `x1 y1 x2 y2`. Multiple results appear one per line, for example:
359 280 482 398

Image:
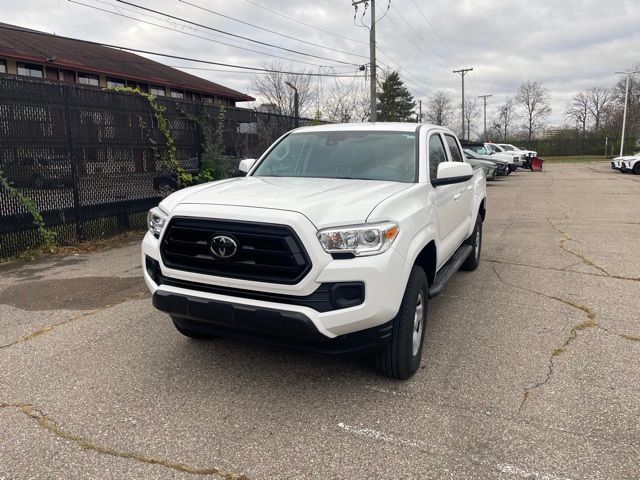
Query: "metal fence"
0 74 312 259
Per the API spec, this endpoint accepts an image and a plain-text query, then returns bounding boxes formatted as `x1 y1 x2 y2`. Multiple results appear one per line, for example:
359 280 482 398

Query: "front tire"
461 215 482 271
375 266 428 380
633 163 640 175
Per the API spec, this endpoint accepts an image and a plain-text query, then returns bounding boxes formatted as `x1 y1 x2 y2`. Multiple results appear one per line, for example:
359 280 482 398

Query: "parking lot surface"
1 162 639 479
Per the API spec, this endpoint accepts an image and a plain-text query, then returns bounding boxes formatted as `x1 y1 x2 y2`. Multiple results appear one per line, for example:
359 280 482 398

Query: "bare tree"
565 90 589 138
462 98 480 140
516 81 552 140
425 90 454 127
322 78 370 123
491 97 517 141
250 62 317 120
586 86 613 132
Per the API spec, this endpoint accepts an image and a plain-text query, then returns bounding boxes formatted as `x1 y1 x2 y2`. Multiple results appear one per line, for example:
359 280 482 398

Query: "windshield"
465 145 490 155
252 131 416 182
499 144 516 151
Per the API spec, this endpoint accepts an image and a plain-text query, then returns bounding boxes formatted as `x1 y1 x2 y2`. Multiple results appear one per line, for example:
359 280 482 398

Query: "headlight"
317 222 399 257
147 206 168 238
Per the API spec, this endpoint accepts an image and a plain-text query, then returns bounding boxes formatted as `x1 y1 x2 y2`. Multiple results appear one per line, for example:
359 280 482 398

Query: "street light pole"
285 81 299 128
615 70 639 157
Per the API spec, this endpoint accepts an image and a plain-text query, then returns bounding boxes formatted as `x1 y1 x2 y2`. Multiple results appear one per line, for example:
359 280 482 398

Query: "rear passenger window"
444 135 464 162
428 134 447 180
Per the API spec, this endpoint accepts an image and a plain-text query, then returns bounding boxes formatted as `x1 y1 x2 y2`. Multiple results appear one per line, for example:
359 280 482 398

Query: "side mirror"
239 158 256 173
432 162 473 186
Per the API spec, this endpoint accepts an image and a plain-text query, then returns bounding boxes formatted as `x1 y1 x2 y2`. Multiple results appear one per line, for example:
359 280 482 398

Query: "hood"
166 176 412 228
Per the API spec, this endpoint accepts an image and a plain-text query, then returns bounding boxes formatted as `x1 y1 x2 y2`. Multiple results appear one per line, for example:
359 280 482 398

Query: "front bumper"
142 206 409 341
611 162 620 170
154 289 393 355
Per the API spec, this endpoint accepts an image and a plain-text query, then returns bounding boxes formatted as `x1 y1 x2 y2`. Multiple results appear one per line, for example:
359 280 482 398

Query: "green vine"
0 167 56 248
178 105 228 184
109 87 192 187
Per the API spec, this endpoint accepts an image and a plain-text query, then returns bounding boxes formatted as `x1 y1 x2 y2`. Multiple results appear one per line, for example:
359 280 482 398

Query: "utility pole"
478 94 492 142
353 0 377 122
418 99 422 123
615 70 640 156
453 68 473 139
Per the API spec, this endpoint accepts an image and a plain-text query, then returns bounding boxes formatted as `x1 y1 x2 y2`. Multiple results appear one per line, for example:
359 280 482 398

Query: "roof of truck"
294 122 451 133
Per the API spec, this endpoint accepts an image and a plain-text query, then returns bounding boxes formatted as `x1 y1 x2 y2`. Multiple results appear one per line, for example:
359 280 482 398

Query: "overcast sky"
2 0 639 126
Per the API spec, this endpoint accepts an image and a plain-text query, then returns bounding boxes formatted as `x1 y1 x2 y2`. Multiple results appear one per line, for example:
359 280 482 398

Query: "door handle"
453 193 461 201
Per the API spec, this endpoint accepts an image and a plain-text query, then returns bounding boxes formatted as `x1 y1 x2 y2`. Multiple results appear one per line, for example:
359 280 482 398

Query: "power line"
241 0 367 45
0 24 365 78
115 0 361 66
385 11 448 71
81 0 350 67
171 66 366 78
409 0 460 62
70 0 343 68
389 5 453 69
179 0 368 60
375 47 434 97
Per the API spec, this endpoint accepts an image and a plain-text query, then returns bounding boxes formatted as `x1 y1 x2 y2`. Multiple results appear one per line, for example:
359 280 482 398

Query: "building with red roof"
0 23 254 106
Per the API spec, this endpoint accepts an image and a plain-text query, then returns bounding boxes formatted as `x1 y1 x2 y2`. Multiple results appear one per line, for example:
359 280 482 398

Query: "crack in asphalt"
491 267 598 412
0 402 248 479
547 219 610 276
483 258 640 283
595 325 640 343
0 292 148 350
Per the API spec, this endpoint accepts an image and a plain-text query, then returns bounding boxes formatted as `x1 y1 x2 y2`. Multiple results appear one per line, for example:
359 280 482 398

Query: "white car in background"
495 143 537 158
485 143 535 168
465 143 522 172
614 153 640 174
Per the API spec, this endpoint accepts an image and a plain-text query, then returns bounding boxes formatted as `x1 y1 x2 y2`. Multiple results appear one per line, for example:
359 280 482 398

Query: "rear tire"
171 316 216 339
375 266 428 380
461 215 482 271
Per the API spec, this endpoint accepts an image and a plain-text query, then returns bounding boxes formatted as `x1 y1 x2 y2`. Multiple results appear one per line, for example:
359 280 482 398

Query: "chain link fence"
0 74 314 259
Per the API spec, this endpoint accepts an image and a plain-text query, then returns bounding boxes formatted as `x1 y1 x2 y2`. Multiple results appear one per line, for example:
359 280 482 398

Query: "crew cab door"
428 131 472 267
443 133 473 235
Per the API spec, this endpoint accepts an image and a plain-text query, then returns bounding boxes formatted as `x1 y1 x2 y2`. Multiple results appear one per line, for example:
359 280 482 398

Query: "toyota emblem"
210 235 238 259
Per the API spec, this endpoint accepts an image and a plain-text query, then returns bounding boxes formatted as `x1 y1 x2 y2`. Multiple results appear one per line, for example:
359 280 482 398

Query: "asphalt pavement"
1 162 639 479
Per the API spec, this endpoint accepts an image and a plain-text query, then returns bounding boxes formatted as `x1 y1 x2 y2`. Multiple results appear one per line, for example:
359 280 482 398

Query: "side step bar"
428 244 474 298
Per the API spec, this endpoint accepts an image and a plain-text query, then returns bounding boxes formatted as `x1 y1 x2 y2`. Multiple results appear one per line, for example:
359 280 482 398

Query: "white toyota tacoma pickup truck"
142 123 487 379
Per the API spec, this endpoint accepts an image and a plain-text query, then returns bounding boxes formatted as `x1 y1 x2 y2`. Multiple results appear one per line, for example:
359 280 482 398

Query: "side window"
444 135 464 162
428 134 447 180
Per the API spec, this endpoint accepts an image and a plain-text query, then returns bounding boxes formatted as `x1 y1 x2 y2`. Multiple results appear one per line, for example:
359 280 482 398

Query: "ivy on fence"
0 168 56 248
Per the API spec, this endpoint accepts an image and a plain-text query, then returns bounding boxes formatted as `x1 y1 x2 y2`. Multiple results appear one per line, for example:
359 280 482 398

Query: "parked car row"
461 141 539 180
611 152 640 174
486 143 538 169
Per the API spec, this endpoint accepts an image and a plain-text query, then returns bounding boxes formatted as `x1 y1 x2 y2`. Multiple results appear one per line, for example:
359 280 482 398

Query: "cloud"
1 0 638 126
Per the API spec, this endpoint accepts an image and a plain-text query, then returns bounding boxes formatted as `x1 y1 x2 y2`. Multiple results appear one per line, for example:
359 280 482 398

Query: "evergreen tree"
376 71 416 122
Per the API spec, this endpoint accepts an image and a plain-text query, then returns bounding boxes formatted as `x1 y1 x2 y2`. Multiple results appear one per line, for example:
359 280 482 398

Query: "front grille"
161 217 312 284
